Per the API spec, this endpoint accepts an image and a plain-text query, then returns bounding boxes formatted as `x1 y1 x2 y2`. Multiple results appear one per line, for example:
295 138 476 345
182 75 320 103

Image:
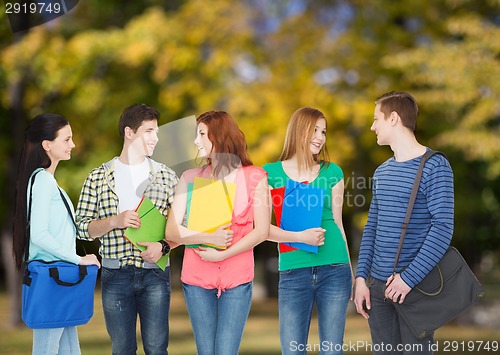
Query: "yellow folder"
124 196 169 270
186 177 237 249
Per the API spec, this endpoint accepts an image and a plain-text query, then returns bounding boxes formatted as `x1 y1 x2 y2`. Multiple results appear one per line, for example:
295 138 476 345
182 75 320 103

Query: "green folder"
124 196 169 270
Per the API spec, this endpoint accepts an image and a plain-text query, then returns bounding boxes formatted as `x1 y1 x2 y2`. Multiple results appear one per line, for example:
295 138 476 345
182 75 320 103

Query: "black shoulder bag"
392 150 485 340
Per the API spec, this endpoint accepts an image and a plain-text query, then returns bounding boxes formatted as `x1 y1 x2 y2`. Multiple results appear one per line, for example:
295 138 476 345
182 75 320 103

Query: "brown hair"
196 111 252 177
375 91 419 132
118 104 160 138
279 107 330 173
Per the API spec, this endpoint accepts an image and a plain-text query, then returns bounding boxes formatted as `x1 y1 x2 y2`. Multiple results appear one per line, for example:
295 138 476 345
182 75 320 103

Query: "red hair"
196 111 252 176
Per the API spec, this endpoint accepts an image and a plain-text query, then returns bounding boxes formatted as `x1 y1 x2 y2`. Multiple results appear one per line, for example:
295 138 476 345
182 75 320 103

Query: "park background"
0 0 499 353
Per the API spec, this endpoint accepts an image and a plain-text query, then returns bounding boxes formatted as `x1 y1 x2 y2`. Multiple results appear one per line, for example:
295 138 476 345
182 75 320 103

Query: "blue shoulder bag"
22 171 98 329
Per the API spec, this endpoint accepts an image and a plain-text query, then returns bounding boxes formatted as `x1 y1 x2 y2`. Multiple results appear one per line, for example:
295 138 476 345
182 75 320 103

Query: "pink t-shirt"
180 165 266 295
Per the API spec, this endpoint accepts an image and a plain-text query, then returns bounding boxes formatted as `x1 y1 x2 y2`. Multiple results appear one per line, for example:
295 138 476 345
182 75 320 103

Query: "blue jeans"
182 282 252 355
101 266 171 355
367 277 434 355
33 327 80 355
279 263 351 355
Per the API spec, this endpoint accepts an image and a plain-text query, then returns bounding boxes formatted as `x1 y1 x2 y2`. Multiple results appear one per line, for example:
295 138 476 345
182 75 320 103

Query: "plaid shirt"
76 157 178 268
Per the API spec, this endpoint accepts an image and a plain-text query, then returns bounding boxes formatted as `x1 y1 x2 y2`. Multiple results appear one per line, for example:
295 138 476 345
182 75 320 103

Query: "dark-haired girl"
13 113 100 355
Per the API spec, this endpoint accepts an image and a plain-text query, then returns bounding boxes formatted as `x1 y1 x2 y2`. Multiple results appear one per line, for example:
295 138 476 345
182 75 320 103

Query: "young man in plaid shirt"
76 104 178 354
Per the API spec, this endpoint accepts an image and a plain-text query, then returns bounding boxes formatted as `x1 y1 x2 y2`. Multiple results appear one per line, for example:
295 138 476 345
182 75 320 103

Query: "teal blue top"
263 161 350 271
27 169 80 264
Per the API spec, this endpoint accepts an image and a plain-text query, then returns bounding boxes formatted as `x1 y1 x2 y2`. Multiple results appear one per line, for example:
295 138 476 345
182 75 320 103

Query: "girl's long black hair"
12 113 69 269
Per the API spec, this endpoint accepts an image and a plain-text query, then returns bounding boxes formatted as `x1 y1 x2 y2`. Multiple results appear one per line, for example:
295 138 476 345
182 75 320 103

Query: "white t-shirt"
114 158 150 213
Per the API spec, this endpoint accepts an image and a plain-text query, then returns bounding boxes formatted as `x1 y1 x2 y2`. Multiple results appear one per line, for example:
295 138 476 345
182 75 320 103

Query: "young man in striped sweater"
354 91 454 354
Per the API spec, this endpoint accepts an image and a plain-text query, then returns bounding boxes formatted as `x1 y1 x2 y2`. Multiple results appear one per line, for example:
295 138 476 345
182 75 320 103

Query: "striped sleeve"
355 175 378 280
401 155 454 288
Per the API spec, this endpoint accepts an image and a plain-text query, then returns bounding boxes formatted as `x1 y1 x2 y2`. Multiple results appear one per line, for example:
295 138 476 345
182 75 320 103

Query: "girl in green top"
263 107 353 355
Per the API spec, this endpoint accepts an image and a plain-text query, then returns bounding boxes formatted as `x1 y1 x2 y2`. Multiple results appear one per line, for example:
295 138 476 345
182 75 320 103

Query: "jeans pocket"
100 267 115 283
151 267 170 282
326 262 350 270
279 268 294 276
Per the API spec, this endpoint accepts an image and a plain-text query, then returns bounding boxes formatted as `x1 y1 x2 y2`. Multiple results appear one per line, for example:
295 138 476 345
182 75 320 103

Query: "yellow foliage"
384 14 500 177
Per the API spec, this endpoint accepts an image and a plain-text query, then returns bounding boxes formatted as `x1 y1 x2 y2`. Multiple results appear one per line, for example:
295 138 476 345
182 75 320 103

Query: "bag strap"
392 149 445 273
58 188 86 256
24 170 42 263
57 188 79 233
49 265 88 286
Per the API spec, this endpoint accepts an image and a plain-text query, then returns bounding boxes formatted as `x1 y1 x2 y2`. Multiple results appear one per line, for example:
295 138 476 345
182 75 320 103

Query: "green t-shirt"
263 161 350 271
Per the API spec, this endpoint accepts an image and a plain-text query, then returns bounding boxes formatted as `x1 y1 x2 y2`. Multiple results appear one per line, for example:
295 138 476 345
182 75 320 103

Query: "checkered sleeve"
76 168 100 241
76 160 178 266
147 164 178 217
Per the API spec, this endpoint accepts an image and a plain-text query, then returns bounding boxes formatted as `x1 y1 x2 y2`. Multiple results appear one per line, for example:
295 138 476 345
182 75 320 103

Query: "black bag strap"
393 149 446 273
24 170 42 263
57 188 79 234
49 265 88 286
58 188 86 256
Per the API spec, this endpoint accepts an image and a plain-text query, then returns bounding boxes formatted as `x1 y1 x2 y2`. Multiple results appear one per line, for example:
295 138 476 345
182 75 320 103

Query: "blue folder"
280 180 325 253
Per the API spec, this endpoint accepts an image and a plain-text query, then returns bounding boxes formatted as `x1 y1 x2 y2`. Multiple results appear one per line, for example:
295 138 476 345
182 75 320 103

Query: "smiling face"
129 119 159 156
309 117 326 155
44 124 75 163
371 103 393 146
194 122 213 158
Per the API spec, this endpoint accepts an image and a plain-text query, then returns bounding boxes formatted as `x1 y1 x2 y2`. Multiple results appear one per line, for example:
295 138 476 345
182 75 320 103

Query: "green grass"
0 288 499 354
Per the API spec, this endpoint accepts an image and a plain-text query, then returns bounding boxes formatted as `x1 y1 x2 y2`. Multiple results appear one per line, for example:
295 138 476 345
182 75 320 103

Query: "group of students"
13 90 454 355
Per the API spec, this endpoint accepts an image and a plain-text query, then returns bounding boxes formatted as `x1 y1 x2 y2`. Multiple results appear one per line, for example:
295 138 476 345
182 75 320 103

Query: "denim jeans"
279 263 351 355
182 282 252 355
33 327 80 355
367 277 434 355
101 266 171 355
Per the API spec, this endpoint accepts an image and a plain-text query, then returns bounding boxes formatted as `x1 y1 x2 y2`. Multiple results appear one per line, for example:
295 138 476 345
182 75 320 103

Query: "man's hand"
384 273 411 304
112 210 141 229
354 277 371 319
138 241 162 263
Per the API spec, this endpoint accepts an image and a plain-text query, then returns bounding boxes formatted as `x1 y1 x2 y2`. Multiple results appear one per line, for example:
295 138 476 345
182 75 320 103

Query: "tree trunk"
1 31 28 327
1 230 23 327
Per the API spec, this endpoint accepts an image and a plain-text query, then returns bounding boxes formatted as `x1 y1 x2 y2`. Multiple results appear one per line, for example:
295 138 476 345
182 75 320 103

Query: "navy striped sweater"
356 151 454 288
